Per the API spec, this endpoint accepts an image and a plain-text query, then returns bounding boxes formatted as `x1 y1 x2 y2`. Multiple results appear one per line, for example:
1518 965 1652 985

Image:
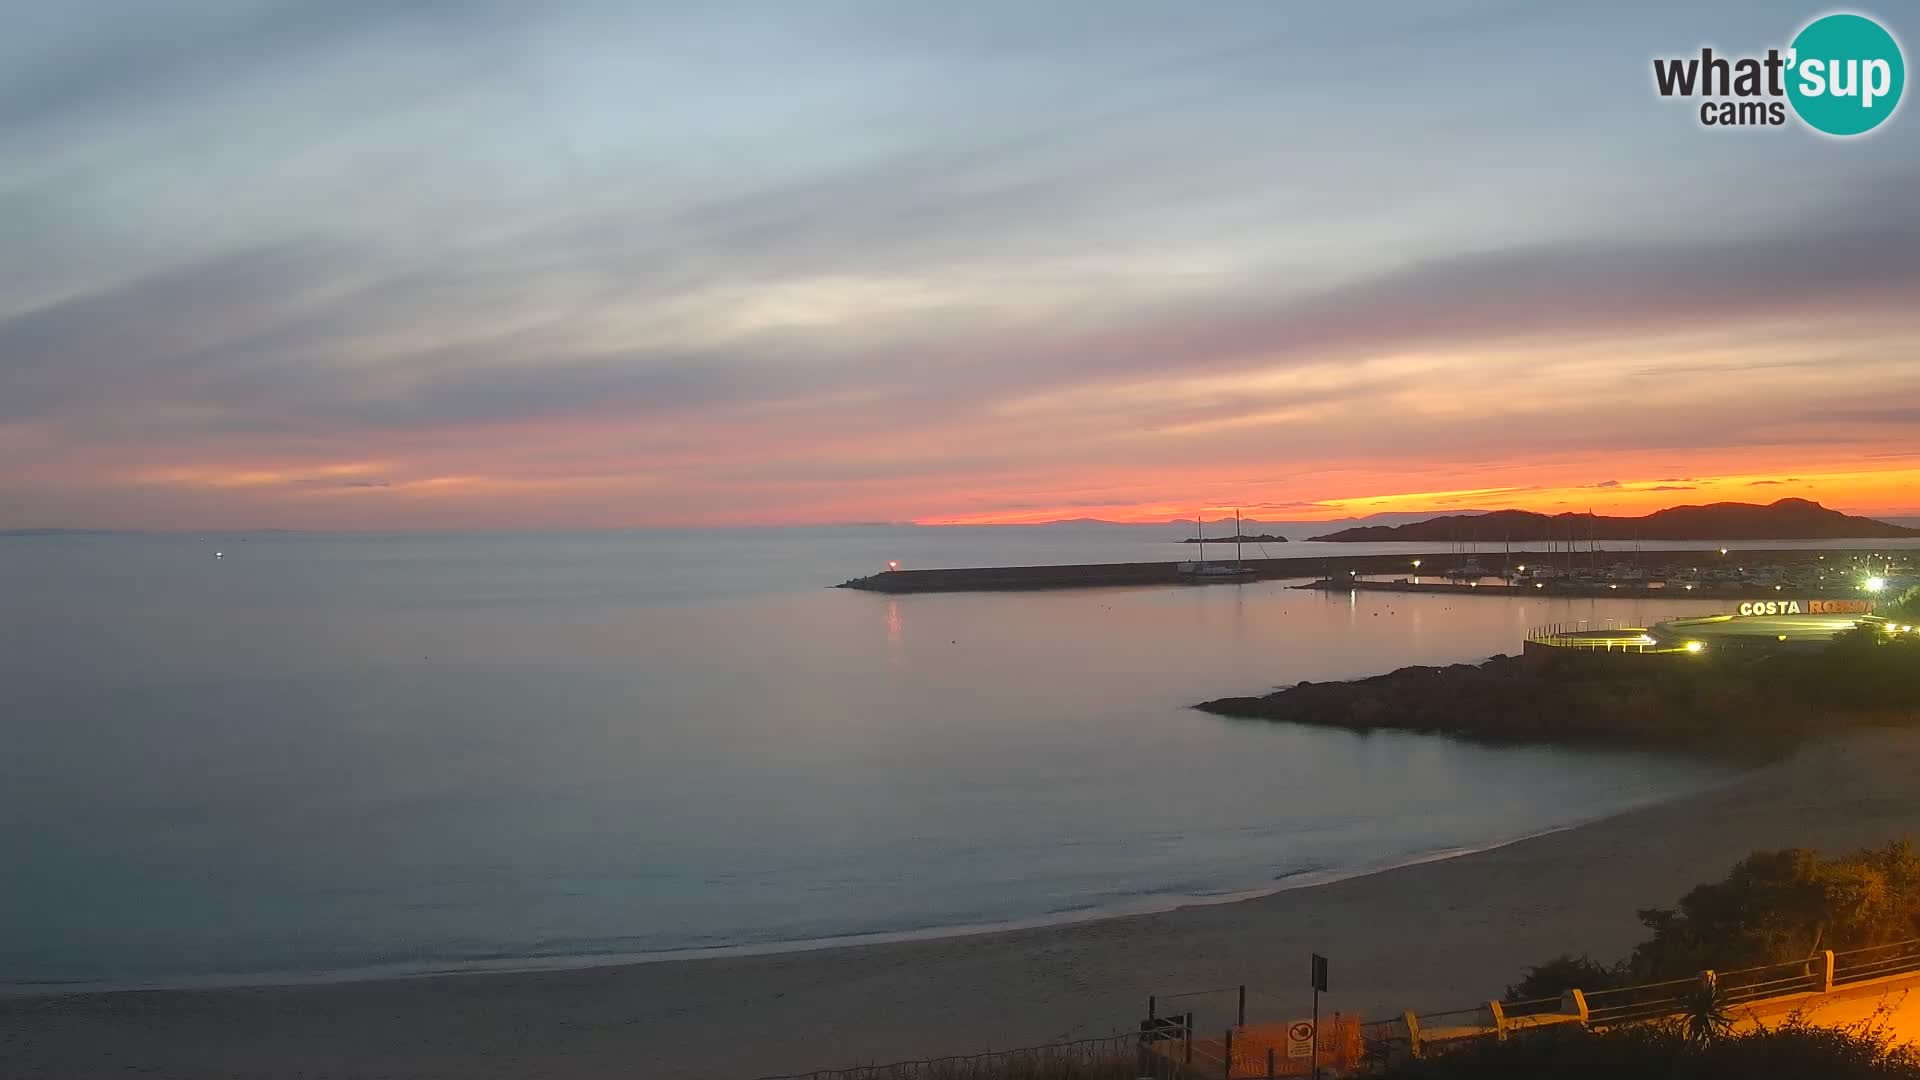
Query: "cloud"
3 2 1919 527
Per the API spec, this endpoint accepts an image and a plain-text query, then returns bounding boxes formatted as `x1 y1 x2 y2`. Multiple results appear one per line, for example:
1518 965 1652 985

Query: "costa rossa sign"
1737 598 1875 616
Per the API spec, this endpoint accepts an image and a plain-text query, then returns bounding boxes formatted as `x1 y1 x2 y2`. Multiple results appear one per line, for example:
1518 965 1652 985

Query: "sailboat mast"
1196 514 1205 566
1236 509 1243 568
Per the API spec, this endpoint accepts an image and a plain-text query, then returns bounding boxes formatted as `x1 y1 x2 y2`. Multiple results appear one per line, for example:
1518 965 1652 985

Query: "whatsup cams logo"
1653 12 1905 135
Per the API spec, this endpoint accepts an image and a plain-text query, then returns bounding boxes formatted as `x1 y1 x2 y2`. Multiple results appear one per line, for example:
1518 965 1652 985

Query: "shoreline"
2 799 1692 1000
2 776 1716 998
18 729 1920 1079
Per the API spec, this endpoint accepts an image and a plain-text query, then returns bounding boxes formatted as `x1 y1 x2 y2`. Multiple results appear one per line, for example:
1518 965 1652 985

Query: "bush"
1886 586 1920 623
1379 1019 1920 1079
1628 841 1920 981
1509 841 1920 1003
1506 955 1627 1002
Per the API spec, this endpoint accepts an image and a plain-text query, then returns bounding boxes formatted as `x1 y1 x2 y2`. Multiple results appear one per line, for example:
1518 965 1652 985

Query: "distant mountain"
1307 499 1920 542
1302 510 1485 530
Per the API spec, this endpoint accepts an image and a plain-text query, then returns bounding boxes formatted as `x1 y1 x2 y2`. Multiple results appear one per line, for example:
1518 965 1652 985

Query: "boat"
1178 510 1258 583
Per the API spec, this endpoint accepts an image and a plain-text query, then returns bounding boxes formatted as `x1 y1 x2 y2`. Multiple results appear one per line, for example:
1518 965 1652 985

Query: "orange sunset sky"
3 3 1917 529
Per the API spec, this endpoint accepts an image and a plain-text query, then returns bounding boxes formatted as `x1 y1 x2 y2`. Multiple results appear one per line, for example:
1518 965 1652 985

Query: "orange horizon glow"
921 467 1920 527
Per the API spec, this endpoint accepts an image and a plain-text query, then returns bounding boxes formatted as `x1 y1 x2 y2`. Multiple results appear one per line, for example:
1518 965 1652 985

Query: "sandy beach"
7 726 1920 1080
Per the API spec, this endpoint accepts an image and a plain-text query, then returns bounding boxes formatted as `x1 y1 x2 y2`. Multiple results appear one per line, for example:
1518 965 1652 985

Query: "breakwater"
835 549 1856 594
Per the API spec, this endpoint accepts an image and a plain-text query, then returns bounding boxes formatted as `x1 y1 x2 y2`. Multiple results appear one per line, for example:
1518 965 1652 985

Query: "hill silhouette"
1307 498 1919 542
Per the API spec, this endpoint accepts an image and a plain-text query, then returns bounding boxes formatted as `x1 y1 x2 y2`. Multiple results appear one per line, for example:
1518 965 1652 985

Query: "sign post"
1310 954 1329 1079
1285 1021 1314 1062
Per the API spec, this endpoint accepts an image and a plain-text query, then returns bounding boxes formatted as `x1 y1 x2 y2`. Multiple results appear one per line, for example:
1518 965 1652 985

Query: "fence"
765 941 1920 1079
1386 937 1920 1064
1137 1010 1363 1079
750 1031 1143 1080
1524 623 1661 652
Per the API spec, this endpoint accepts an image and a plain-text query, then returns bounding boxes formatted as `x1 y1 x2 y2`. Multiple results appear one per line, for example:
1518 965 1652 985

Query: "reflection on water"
0 533 1740 987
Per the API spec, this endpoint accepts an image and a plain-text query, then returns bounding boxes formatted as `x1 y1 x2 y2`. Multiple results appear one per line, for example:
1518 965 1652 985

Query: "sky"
2 0 1917 529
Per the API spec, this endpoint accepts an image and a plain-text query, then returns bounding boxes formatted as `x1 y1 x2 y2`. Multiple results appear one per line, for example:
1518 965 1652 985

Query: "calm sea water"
7 526 1875 989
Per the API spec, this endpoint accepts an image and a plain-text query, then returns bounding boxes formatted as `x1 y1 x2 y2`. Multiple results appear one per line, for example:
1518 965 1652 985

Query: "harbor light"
1719 548 1729 556
887 560 899 571
1685 640 1705 654
1411 559 1421 569
1866 576 1887 593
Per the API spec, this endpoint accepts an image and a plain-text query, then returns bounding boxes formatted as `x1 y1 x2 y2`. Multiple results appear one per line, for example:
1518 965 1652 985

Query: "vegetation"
1378 1019 1920 1079
1506 954 1628 1002
1508 840 1920 1014
1887 585 1920 623
1625 842 1920 980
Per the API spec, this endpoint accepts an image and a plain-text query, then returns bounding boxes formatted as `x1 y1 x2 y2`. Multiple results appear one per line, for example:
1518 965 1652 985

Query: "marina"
840 548 1912 596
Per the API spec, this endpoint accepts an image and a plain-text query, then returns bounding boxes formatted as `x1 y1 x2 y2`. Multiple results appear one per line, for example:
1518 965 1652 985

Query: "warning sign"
1286 1020 1314 1059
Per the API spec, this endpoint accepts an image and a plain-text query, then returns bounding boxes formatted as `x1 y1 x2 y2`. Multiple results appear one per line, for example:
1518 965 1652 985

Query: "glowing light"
1719 548 1729 556
1534 582 1544 588
1411 559 1422 568
1685 640 1705 654
1867 577 1887 593
887 560 899 571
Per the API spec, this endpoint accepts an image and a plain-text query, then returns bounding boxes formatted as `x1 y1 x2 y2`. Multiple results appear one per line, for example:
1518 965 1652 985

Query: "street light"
1867 576 1887 593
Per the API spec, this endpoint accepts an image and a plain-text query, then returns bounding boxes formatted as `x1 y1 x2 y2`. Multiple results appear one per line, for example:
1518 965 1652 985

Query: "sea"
4 526 1912 990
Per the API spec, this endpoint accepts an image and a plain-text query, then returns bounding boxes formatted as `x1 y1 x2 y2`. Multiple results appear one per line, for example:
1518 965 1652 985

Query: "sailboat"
1177 510 1258 583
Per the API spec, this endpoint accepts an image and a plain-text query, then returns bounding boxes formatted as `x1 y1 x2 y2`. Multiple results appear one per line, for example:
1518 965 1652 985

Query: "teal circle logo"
1787 13 1905 136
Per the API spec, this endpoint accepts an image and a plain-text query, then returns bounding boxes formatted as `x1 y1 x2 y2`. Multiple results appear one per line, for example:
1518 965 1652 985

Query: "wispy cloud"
1 0 1917 527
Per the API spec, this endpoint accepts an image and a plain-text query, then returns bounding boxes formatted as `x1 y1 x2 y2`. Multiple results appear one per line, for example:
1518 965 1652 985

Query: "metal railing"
1834 938 1920 984
1525 622 1659 652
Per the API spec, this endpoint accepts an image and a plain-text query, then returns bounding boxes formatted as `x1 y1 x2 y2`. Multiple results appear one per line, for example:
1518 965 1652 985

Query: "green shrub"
1505 955 1628 1002
1380 1019 1920 1079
